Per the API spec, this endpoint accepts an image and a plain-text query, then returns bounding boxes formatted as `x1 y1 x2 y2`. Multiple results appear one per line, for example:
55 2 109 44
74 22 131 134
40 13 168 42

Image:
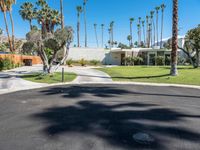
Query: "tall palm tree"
142 20 146 45
108 28 111 49
60 0 64 29
171 0 178 76
76 6 82 47
137 24 140 47
160 4 166 49
155 6 160 46
127 35 132 47
0 0 13 52
6 0 16 51
101 24 104 48
150 11 155 47
19 2 35 31
110 21 114 47
146 16 149 47
129 18 134 47
83 0 88 47
138 17 142 46
94 24 99 47
148 23 151 48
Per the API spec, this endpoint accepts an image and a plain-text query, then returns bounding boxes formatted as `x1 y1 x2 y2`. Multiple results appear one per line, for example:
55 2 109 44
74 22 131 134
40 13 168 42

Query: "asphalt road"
0 84 200 150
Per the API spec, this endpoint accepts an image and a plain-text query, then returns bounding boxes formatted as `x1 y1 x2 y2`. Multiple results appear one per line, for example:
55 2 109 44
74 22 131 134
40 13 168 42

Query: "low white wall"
68 48 106 63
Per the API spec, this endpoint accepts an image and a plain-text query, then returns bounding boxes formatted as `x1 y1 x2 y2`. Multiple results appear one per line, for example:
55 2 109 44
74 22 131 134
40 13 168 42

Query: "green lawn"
21 72 77 84
97 66 200 86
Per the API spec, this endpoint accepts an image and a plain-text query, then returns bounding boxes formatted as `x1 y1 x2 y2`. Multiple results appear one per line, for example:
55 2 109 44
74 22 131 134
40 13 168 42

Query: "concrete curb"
1 81 200 95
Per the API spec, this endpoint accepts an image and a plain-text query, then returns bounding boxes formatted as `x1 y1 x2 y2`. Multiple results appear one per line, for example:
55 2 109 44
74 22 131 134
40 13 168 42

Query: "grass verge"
97 66 200 86
21 72 77 84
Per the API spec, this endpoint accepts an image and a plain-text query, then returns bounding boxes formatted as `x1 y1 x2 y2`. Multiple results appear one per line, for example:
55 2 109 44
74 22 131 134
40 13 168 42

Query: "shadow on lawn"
31 85 200 149
112 74 170 80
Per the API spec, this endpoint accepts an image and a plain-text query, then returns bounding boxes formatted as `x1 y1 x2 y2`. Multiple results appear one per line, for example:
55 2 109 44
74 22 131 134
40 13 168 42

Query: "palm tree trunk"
170 0 178 76
29 19 32 30
101 26 104 48
153 19 156 46
156 12 159 46
130 22 133 47
94 27 99 47
160 10 164 49
3 11 13 52
143 25 146 45
9 11 15 52
77 14 80 47
60 0 64 29
83 4 87 47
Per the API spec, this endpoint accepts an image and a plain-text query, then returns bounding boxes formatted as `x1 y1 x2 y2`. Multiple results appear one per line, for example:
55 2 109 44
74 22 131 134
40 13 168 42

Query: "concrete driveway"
0 65 112 94
0 84 199 150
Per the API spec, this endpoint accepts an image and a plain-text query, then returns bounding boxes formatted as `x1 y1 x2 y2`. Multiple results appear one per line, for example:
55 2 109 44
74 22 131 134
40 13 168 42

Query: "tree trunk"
156 12 159 46
101 26 104 48
77 14 80 47
60 0 64 29
196 50 200 68
9 11 15 52
94 27 99 47
29 19 32 30
130 22 133 48
83 4 87 47
143 25 146 45
160 10 164 49
170 0 178 76
3 12 13 52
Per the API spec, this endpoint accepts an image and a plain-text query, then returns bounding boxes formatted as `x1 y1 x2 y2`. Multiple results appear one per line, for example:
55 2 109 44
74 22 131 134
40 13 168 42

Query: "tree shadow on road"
31 85 200 149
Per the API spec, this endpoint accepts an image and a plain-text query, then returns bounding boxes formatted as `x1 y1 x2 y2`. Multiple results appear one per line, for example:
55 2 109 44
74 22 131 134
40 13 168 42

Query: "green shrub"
66 59 73 66
79 58 87 66
156 56 165 66
90 60 101 66
0 57 15 70
0 58 3 71
134 57 143 65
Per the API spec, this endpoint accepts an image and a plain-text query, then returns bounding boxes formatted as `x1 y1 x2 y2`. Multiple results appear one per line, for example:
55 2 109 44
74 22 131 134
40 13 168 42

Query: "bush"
156 56 165 66
134 57 143 65
123 56 143 66
66 59 73 67
90 60 101 66
79 58 87 66
0 57 15 70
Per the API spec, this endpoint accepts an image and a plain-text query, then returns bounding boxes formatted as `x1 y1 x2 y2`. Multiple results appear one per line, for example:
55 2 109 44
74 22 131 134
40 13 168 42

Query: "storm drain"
133 132 155 145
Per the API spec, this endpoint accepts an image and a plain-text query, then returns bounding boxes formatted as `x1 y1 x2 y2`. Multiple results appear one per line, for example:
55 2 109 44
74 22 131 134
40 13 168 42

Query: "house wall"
107 52 121 65
0 54 42 65
68 48 107 63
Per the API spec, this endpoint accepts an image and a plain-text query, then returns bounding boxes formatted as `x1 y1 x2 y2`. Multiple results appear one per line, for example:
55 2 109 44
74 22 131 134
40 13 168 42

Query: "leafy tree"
22 41 35 55
127 35 132 47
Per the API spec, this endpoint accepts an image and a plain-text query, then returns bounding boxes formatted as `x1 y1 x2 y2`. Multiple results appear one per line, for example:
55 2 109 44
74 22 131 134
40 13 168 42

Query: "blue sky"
0 0 200 47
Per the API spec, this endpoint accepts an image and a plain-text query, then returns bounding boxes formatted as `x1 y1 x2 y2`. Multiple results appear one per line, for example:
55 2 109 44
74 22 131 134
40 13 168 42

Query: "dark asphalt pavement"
0 84 200 150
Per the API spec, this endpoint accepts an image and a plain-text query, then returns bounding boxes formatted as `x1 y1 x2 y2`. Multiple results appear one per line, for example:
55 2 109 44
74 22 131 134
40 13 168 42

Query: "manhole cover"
133 132 155 145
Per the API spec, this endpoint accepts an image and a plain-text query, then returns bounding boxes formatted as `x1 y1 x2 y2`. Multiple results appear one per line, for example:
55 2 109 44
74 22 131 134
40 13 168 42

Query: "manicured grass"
21 72 77 84
97 66 200 86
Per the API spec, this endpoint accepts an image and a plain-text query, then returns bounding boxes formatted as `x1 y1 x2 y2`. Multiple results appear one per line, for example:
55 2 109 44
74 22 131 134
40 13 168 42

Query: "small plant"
66 59 73 67
79 58 87 66
0 58 4 71
134 57 143 65
90 60 100 66
156 56 165 66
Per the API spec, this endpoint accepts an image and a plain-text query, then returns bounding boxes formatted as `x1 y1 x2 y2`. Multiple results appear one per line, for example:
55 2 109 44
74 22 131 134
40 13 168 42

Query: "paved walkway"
0 65 113 94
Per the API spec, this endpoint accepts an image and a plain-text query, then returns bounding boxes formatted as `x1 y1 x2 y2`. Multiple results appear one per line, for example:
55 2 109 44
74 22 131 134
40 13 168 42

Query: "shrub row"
66 59 102 67
0 58 21 71
123 56 144 66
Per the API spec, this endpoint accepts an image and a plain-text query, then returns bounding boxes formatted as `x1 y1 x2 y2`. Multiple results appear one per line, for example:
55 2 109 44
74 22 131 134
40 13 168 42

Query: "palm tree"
127 35 132 47
142 20 146 45
150 11 155 47
160 4 166 49
110 21 114 47
146 16 149 47
129 18 134 47
94 24 99 47
108 28 111 49
137 24 140 47
0 0 13 52
83 0 88 47
155 6 160 46
101 24 104 48
19 2 36 30
148 23 151 48
138 17 142 46
60 0 64 29
170 0 178 76
76 6 82 47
